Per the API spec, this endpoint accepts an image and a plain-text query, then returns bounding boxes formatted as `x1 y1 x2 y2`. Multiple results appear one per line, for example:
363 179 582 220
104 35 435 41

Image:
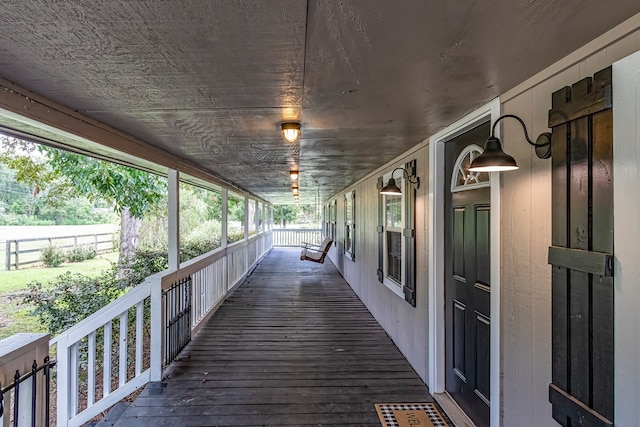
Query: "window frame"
344 190 355 261
382 172 406 296
377 159 418 306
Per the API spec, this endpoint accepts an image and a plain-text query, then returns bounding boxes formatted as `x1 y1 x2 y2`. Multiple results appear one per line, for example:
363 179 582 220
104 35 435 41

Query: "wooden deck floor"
108 248 442 426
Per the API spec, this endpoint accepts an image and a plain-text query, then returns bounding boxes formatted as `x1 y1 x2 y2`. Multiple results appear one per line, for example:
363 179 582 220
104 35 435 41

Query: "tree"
273 205 298 228
0 136 167 266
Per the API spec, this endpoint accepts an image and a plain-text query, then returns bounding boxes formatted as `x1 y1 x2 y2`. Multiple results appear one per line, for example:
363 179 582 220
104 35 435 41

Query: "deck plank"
111 248 445 426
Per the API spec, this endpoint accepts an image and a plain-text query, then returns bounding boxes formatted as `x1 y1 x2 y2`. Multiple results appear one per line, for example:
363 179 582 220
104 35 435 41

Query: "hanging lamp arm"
491 114 550 148
390 167 420 189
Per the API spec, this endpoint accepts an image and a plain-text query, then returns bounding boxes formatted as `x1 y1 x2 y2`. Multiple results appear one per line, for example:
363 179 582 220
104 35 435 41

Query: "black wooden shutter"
403 159 417 307
547 67 614 427
376 176 384 282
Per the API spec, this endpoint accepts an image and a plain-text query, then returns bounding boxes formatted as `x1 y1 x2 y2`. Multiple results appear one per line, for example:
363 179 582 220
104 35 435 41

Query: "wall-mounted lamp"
379 167 420 195
468 114 551 172
282 122 301 143
290 170 299 181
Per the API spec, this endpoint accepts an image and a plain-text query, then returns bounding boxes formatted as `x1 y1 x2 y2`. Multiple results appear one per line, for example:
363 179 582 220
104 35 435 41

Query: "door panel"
444 121 491 427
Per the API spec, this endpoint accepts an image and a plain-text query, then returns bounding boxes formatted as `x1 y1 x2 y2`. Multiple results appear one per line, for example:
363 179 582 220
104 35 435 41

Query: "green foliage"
41 245 66 268
24 267 124 335
46 149 167 219
227 230 245 244
123 249 169 286
1 136 167 221
66 245 97 263
273 205 299 227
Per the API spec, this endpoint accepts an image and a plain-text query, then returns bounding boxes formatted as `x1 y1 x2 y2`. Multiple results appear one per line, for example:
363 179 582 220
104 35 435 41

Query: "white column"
168 169 179 271
243 196 249 241
221 188 228 248
254 200 259 236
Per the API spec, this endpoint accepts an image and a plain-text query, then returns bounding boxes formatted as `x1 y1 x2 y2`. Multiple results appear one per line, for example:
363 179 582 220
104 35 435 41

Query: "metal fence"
4 232 117 270
163 276 192 367
0 357 56 427
272 228 322 247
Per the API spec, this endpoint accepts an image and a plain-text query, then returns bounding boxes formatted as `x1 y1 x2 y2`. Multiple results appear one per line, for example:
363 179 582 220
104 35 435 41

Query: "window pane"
385 194 401 228
387 230 402 283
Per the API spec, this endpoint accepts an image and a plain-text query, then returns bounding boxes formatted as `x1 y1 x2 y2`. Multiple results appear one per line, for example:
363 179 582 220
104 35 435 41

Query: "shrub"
122 249 168 287
41 244 66 267
84 245 97 260
66 245 98 263
24 267 124 335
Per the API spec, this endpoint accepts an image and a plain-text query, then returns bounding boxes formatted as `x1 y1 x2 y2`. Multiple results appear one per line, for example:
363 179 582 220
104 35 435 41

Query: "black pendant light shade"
468 114 552 172
379 177 402 195
469 136 519 172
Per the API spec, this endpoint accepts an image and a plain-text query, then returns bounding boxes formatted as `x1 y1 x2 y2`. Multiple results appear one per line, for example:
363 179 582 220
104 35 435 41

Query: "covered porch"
97 248 445 426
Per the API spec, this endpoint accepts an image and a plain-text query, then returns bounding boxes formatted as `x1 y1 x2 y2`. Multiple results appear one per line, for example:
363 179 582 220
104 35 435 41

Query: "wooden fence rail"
3 232 117 270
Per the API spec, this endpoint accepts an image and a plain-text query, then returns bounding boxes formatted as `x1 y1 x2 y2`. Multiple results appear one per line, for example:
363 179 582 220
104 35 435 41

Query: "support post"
168 169 179 271
221 189 228 249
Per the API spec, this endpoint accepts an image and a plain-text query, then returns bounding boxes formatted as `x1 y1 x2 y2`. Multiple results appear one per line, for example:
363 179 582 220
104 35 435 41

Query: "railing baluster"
44 357 52 427
87 331 95 406
103 321 112 397
135 302 143 376
13 370 19 427
69 343 78 417
30 361 37 427
119 311 128 387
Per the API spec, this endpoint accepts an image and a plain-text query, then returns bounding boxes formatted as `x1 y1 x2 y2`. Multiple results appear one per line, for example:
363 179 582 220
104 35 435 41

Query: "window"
330 200 337 244
385 192 402 284
377 159 417 306
344 191 355 261
451 144 490 193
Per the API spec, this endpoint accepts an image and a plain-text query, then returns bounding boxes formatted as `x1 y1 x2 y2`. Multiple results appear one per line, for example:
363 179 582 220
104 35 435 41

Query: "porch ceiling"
0 1 638 204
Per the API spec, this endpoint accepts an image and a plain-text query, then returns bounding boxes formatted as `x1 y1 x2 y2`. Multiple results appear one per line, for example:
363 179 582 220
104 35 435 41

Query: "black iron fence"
163 276 192 367
0 357 55 427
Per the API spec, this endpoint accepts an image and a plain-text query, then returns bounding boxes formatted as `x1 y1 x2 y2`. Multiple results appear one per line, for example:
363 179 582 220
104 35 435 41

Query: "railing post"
150 277 163 382
5 240 10 271
56 334 69 427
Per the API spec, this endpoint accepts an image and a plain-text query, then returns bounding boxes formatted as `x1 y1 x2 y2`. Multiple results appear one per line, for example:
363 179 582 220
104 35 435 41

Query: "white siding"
327 145 430 381
500 25 640 427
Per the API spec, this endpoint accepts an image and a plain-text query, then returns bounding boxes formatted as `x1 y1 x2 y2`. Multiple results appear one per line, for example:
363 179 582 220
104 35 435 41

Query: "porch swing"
300 237 333 264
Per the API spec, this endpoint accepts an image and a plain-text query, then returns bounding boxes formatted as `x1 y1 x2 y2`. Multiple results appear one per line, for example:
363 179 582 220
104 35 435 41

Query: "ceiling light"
290 170 299 181
469 114 551 172
281 122 301 143
379 168 420 195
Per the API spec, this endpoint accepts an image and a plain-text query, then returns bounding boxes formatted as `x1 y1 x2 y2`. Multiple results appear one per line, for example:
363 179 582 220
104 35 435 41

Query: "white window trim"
428 98 501 427
450 144 491 193
382 170 406 298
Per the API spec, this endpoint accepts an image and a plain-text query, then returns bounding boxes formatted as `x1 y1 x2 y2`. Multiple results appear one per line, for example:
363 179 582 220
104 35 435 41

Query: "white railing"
272 228 322 247
52 230 272 427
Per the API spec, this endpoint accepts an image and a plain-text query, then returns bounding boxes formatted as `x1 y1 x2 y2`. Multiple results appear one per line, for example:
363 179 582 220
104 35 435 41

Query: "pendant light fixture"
469 114 552 172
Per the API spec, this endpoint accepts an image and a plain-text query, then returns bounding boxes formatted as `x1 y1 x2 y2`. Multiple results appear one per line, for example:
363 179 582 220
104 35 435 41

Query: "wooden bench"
300 237 333 264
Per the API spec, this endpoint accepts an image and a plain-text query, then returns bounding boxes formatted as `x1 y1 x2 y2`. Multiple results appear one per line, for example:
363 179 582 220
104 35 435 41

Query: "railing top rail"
272 228 321 231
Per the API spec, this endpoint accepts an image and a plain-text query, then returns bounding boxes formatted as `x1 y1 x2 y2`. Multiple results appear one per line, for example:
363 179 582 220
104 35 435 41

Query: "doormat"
375 403 450 427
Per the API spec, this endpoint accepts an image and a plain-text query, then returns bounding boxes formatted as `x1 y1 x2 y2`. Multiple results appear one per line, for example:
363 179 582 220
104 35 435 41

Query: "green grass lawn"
0 252 119 340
